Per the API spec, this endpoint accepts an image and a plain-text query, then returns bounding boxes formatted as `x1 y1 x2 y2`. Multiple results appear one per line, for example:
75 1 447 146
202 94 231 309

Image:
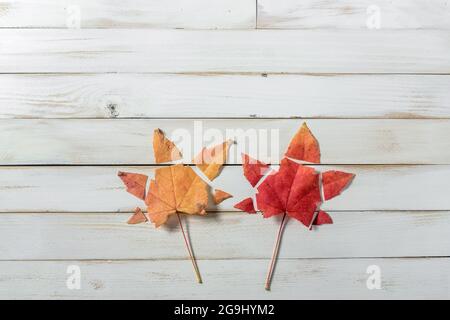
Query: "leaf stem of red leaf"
265 213 287 291
177 213 203 284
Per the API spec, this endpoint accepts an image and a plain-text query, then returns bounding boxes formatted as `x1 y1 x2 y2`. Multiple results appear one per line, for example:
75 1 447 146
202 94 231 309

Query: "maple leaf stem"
177 213 203 284
265 213 288 291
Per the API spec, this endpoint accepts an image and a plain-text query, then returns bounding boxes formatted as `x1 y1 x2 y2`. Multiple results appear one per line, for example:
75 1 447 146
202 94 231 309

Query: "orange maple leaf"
213 189 233 205
145 164 208 227
119 129 232 226
117 128 232 283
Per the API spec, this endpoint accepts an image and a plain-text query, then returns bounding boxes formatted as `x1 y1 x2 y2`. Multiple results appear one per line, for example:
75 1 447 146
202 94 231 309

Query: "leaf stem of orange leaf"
265 213 287 291
177 213 202 284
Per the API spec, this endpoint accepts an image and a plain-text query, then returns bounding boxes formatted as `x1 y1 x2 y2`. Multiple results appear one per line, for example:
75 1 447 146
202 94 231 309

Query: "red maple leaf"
234 122 355 290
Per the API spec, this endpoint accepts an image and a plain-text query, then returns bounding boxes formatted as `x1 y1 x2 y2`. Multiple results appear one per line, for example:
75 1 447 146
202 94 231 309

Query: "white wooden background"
1 0 450 299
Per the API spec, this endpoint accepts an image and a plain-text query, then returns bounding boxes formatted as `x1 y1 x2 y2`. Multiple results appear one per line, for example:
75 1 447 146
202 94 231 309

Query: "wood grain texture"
258 0 450 29
0 0 256 29
1 29 450 73
1 74 450 119
1 119 449 165
1 211 449 260
1 1 449 300
0 165 449 212
0 258 448 299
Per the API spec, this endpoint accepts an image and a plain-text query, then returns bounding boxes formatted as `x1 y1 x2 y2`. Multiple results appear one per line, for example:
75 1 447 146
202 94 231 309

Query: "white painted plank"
1 211 449 260
1 119 449 165
0 258 448 299
0 165 449 212
1 74 450 119
0 0 256 29
258 0 450 29
1 29 449 73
